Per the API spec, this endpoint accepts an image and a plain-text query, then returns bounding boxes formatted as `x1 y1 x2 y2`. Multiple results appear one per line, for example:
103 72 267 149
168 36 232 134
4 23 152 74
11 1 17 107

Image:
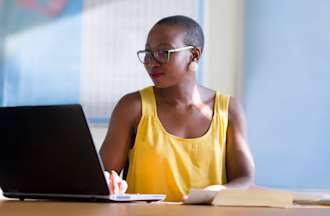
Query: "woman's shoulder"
118 91 141 105
200 85 235 114
116 90 141 112
203 86 244 130
112 91 142 127
205 87 240 121
200 86 230 97
227 96 244 122
115 85 155 114
199 85 217 102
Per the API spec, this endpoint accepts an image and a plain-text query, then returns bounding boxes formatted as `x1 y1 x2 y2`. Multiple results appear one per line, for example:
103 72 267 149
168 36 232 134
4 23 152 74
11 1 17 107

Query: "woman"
100 15 255 202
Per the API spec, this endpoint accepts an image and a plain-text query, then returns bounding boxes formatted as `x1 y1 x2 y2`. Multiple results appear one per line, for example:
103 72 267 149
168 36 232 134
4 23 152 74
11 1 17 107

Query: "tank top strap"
214 91 230 117
139 86 156 117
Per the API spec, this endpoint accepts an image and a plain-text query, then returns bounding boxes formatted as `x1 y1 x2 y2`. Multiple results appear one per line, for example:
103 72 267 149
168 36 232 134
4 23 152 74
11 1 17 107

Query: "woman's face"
144 24 193 88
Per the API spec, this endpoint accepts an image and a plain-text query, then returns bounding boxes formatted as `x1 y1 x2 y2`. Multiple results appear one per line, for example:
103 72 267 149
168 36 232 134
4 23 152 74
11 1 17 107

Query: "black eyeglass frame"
137 46 194 64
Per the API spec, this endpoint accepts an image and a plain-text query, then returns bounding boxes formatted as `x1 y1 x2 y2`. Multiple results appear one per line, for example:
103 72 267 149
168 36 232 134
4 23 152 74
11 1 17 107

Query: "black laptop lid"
0 104 109 196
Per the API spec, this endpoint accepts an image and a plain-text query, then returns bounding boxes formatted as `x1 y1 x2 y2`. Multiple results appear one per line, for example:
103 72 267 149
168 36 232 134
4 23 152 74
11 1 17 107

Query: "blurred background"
0 0 329 190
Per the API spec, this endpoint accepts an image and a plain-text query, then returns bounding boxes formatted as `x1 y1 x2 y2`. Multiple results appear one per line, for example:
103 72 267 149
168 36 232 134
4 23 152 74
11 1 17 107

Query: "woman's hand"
104 170 128 194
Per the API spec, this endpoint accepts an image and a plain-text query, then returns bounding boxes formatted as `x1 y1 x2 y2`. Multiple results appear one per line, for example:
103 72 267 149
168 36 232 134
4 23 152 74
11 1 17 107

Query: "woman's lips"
149 72 163 79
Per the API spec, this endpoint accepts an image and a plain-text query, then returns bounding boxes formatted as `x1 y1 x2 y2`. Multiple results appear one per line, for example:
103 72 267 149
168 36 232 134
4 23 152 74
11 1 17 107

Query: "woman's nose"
145 57 160 68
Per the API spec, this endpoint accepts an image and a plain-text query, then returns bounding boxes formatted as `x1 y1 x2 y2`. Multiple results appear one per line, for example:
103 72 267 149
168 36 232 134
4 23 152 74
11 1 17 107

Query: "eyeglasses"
137 46 194 64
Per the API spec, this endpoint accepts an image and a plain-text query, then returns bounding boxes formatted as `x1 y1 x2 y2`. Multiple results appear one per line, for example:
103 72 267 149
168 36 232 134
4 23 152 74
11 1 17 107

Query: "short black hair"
155 15 204 53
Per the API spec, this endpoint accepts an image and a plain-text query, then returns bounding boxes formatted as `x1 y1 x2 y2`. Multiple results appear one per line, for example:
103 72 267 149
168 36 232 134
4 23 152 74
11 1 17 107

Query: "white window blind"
80 0 202 124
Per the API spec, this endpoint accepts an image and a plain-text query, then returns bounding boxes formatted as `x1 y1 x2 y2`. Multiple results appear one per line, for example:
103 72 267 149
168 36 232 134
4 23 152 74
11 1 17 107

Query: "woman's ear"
191 47 201 61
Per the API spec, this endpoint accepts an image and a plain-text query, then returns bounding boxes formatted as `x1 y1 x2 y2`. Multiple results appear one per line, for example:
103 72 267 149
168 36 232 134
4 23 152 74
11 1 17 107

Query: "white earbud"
188 61 199 72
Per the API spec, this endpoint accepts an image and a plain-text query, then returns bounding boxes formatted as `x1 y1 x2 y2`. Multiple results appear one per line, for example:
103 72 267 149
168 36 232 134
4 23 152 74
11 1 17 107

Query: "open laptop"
0 104 165 202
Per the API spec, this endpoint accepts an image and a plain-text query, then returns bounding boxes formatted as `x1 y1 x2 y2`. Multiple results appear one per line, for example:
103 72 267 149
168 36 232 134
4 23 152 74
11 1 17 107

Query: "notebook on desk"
184 187 330 207
0 104 165 202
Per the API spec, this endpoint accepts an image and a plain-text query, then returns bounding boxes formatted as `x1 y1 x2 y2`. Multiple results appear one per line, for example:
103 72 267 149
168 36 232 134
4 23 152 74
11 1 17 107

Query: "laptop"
0 104 165 202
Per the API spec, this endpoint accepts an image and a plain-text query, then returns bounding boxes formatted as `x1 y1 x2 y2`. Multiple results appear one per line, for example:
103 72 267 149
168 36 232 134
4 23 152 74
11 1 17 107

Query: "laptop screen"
0 105 110 197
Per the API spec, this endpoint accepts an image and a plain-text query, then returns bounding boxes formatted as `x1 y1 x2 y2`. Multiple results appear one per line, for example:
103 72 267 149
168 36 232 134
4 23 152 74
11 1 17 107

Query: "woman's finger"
110 170 120 194
118 180 128 194
104 171 110 185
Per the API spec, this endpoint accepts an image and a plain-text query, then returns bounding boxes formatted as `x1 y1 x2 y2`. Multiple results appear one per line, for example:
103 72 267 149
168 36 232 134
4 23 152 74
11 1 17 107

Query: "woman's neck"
154 81 204 107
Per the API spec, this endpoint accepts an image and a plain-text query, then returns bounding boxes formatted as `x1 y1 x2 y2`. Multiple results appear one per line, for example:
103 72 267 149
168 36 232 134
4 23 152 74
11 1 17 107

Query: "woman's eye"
155 51 167 59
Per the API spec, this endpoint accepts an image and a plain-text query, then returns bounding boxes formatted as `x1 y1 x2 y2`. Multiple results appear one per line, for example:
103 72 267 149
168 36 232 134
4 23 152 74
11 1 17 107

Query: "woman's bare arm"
204 97 255 191
99 92 141 174
225 97 255 188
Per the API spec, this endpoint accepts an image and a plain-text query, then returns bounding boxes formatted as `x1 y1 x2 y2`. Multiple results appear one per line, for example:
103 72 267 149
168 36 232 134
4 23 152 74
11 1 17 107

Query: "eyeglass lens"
138 51 169 64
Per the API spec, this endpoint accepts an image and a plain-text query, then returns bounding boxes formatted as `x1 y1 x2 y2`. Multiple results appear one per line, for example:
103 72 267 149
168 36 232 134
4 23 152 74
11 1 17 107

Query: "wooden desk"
1 199 330 216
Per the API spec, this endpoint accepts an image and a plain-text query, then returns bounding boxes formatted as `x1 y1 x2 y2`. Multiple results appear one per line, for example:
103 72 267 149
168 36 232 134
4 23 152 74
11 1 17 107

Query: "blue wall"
0 4 4 105
244 0 330 188
0 0 82 106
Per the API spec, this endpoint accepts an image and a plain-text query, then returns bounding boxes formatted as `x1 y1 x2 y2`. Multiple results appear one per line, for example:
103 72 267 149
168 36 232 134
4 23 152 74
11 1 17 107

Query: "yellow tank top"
126 86 230 202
